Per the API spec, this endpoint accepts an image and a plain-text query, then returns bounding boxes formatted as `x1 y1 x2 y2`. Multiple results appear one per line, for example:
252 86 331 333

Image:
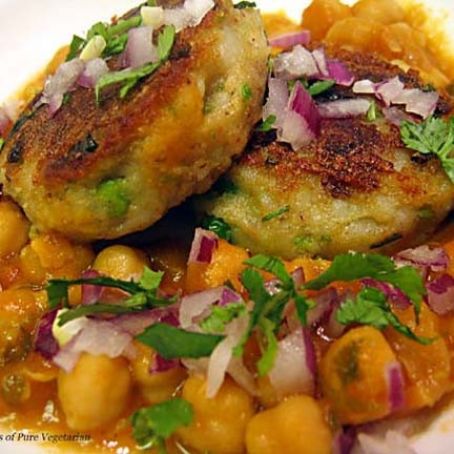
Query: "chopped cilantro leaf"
245 254 293 288
108 16 142 39
241 83 253 101
400 116 454 183
336 287 433 345
234 1 257 9
0 138 4 151
201 215 233 241
257 318 278 376
46 266 169 313
367 100 379 122
201 303 247 333
131 398 193 452
87 22 109 41
308 80 335 97
66 35 86 61
157 25 176 61
262 205 290 222
136 323 224 359
257 115 276 132
304 252 425 319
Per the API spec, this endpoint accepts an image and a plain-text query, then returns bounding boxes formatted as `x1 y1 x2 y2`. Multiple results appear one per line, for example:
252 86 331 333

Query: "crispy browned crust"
241 49 452 198
2 2 223 188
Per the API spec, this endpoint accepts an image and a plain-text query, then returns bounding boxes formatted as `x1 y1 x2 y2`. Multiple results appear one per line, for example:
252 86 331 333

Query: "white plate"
0 0 453 453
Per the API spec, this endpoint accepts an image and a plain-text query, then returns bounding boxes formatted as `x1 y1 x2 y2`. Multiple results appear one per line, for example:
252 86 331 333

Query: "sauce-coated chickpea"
177 375 254 454
0 200 29 258
246 395 332 454
58 353 131 431
93 245 150 281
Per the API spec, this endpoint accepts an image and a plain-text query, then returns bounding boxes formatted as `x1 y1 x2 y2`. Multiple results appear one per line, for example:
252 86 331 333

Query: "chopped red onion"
269 31 311 49
382 107 412 126
325 59 354 86
426 274 454 315
34 309 60 360
307 287 338 326
188 228 219 264
332 427 356 454
352 79 376 94
362 279 410 310
179 286 241 329
324 302 346 339
262 77 289 129
268 328 315 398
77 58 109 88
150 355 180 373
375 77 405 107
317 98 371 119
312 48 329 77
273 45 319 80
164 0 214 32
125 26 157 68
40 59 85 115
395 245 449 273
279 81 321 150
206 314 249 397
386 362 405 412
80 269 104 305
53 319 133 372
394 88 439 119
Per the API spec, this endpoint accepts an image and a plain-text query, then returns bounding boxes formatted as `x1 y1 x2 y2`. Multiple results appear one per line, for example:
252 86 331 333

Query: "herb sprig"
401 116 454 183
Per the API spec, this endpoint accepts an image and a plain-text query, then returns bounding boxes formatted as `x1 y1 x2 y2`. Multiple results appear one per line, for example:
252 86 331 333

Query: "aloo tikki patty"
0 0 269 241
199 49 454 259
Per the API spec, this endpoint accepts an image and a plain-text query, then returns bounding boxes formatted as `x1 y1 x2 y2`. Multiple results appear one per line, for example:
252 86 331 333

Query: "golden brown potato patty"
0 0 269 241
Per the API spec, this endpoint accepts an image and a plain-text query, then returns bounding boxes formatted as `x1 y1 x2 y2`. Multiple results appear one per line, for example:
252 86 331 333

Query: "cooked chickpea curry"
0 0 454 453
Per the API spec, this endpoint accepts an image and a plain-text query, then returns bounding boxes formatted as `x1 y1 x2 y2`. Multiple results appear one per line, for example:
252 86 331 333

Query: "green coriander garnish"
241 83 253 102
0 138 4 151
400 116 454 183
367 100 379 122
234 1 257 9
66 35 86 61
308 80 335 97
201 215 233 241
257 115 276 132
136 323 224 359
131 398 193 453
336 287 433 345
201 303 247 333
262 205 290 222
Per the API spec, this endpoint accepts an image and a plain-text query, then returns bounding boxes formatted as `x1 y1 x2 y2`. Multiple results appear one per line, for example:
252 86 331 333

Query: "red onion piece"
307 287 338 326
53 319 133 372
312 47 329 77
40 59 85 115
352 79 376 94
395 245 449 273
375 77 405 107
34 310 60 360
269 31 311 49
426 274 454 315
125 26 157 68
206 315 249 397
262 77 290 129
80 269 104 305
382 106 412 126
317 98 371 119
273 45 319 80
179 286 241 329
326 59 355 86
188 228 219 264
77 58 109 88
362 279 410 310
268 328 315 398
386 361 405 412
394 88 439 119
150 355 180 373
332 427 356 454
279 81 321 150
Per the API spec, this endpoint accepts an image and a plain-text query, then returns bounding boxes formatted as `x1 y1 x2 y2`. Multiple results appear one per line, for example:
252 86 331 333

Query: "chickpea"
246 395 332 454
93 245 150 281
176 375 254 454
131 343 186 405
0 200 29 258
58 353 131 431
